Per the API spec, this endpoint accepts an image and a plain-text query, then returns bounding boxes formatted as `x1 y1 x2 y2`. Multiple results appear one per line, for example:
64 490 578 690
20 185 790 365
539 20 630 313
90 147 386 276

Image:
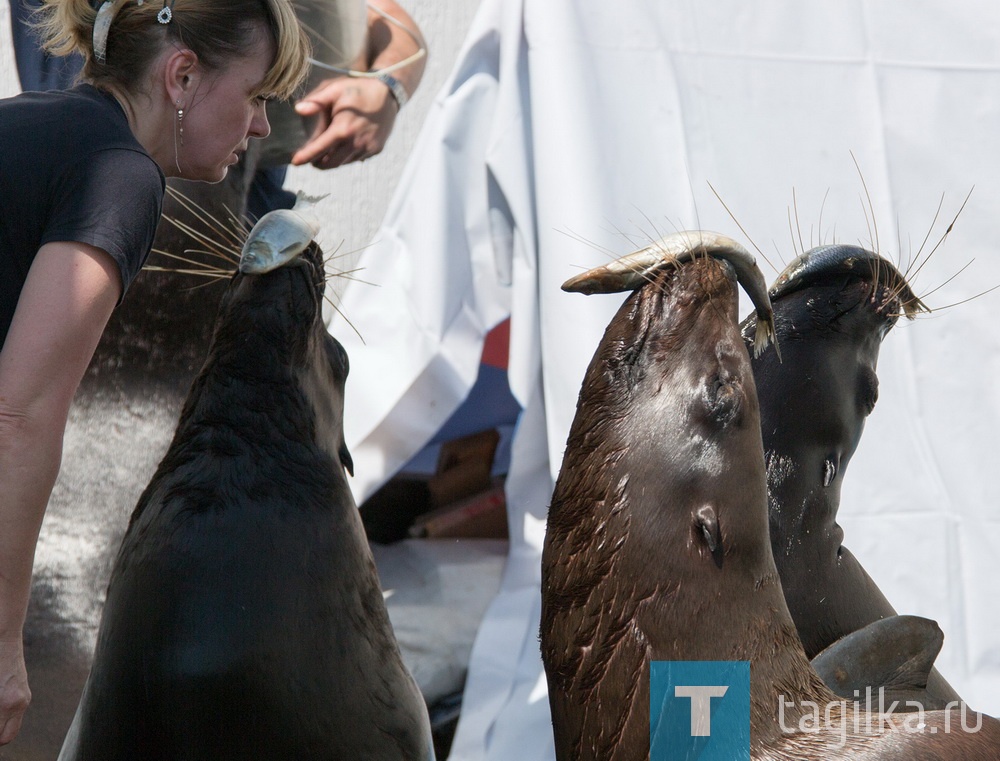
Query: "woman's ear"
163 48 200 106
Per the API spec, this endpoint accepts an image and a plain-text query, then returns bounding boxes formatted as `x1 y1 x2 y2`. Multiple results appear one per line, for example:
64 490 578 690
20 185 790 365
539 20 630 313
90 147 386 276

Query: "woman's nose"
250 104 271 139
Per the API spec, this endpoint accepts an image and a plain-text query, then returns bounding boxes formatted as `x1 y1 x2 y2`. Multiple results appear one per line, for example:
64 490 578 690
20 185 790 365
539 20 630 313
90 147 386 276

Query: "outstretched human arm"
291 0 427 168
0 242 120 745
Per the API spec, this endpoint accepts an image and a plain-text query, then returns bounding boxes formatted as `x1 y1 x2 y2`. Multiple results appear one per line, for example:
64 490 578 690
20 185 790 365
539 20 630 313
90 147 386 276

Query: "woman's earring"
174 100 185 174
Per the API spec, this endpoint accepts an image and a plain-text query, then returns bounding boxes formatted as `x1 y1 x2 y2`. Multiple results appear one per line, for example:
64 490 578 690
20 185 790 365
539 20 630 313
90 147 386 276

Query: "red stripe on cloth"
481 318 510 369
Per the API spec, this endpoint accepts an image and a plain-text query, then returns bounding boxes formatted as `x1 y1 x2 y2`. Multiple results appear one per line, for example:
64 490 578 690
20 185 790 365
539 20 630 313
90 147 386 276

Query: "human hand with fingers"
0 638 29 746
288 0 426 171
291 75 400 168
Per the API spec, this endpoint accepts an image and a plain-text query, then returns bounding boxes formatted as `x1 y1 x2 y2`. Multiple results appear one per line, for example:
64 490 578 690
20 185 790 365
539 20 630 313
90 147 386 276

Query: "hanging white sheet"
329 1 1000 757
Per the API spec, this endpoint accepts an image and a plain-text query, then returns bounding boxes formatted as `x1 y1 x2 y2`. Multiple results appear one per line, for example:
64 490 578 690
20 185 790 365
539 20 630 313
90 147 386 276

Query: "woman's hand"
0 638 29 745
0 241 121 744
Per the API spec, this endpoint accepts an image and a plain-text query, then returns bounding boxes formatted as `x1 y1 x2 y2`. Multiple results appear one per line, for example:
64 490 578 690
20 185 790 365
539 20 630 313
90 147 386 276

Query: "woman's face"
178 33 274 183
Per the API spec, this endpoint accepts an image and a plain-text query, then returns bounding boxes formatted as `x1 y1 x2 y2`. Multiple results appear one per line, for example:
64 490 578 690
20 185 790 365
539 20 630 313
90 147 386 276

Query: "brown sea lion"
740 244 960 708
57 228 434 759
541 244 1000 759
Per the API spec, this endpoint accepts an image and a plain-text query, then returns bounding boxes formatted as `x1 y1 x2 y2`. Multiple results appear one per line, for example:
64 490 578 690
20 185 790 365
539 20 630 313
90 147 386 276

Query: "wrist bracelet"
375 72 409 110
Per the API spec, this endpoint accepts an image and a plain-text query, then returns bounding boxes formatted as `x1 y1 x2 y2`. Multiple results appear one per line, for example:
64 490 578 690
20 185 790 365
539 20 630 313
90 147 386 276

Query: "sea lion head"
189 238 354 479
546 255 775 654
741 245 922 518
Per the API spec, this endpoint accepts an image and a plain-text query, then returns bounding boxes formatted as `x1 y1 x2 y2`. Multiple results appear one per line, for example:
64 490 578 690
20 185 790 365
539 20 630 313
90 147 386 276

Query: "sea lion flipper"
811 615 944 702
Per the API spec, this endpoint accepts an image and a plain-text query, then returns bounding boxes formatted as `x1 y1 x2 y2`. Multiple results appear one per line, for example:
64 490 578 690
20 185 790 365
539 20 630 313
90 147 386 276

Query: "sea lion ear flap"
694 505 724 568
339 442 354 477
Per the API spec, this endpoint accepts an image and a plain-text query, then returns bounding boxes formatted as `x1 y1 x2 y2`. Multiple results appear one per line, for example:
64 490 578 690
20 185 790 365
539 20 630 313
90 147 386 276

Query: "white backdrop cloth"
328 1 1000 757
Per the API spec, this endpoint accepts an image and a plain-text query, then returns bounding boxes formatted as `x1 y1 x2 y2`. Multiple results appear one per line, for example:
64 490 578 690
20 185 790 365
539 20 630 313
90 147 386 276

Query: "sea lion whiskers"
815 187 831 252
774 185 977 324
319 239 381 288
158 212 243 266
142 265 231 284
318 285 366 345
893 279 1000 319
885 188 974 315
164 186 248 261
145 247 235 274
793 186 808 258
846 156 967 318
851 150 881 258
166 185 248 247
861 190 973 320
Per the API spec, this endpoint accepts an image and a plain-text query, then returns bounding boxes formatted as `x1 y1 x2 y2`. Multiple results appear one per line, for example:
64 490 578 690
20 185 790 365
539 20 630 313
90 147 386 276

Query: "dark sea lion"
541 244 1000 760
740 244 960 708
8 155 263 761
58 230 434 759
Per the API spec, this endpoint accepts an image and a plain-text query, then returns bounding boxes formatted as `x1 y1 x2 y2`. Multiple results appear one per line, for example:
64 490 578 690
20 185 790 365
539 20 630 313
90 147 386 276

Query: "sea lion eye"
704 374 743 427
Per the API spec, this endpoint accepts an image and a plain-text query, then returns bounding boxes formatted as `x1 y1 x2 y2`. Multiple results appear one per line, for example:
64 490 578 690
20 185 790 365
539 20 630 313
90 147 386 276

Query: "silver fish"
770 244 928 318
562 230 779 359
239 192 324 274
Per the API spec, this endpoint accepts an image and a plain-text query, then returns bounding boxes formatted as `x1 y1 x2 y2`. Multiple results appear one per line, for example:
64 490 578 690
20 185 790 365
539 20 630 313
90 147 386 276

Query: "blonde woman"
0 0 308 742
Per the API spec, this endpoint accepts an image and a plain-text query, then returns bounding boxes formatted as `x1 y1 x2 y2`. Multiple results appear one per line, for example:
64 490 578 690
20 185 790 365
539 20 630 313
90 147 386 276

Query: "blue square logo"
650 661 750 760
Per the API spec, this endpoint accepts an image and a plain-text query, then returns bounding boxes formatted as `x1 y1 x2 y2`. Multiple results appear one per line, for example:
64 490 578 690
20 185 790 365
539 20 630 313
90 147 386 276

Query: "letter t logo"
674 685 729 736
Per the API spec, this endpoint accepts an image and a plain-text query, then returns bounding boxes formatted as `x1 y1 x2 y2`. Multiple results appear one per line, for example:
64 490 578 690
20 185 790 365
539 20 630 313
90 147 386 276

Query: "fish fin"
292 191 330 209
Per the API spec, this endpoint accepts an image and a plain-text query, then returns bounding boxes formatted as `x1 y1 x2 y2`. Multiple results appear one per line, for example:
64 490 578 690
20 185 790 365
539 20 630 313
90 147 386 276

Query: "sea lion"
11 157 264 760
540 244 1000 759
741 244 960 708
58 229 434 759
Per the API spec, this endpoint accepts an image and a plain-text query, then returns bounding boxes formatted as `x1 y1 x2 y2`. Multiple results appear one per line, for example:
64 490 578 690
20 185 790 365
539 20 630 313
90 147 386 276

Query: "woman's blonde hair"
37 0 310 100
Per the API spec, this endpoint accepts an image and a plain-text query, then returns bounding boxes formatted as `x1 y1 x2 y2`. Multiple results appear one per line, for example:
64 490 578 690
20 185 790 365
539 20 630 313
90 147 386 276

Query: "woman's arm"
0 241 121 744
291 0 428 168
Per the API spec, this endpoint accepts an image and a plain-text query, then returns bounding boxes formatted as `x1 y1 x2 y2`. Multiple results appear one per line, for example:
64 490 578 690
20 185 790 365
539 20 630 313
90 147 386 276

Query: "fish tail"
754 312 781 362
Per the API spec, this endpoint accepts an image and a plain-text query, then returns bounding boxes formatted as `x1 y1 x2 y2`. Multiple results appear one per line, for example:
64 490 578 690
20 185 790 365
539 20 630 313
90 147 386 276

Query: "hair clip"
157 0 174 24
92 1 115 62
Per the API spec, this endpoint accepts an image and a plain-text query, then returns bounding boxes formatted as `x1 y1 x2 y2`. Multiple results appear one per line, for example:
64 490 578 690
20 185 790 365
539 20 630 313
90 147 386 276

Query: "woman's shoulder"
2 84 109 122
2 85 150 162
